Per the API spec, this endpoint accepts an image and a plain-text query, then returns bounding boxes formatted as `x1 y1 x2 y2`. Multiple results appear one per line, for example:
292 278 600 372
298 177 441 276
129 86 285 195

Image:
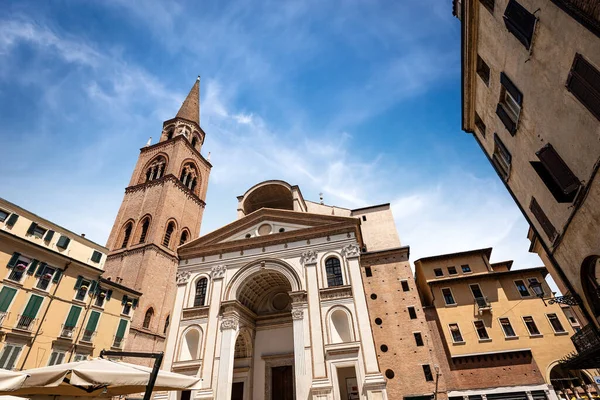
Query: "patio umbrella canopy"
0 370 28 392
0 358 200 397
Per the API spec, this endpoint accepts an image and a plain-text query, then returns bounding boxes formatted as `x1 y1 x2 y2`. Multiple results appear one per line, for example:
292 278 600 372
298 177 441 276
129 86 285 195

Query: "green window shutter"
22 295 43 318
132 298 138 309
106 290 113 301
85 311 101 332
74 276 83 290
35 262 46 277
115 319 128 338
27 260 39 275
90 280 98 294
0 287 17 312
6 214 19 227
121 295 128 306
52 269 63 283
44 230 54 242
6 253 20 269
64 306 82 328
91 251 102 263
27 222 38 235
56 235 70 249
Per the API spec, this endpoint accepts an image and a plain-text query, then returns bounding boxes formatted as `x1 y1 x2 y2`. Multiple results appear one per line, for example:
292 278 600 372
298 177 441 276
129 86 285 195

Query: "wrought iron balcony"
59 325 77 339
571 324 600 354
559 324 600 369
81 330 96 343
547 293 581 306
15 315 37 331
474 296 492 313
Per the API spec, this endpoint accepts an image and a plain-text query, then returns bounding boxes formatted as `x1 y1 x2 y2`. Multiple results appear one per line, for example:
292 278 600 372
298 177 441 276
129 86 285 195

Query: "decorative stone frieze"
176 271 191 285
289 290 308 305
220 318 239 331
342 243 361 259
211 265 227 279
319 285 353 300
300 250 318 265
182 306 209 320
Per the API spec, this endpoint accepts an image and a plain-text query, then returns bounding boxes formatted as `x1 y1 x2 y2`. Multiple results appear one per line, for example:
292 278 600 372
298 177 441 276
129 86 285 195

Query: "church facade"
162 182 403 400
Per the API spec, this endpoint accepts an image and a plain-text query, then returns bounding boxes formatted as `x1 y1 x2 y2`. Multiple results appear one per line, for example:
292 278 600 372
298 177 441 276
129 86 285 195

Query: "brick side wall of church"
361 252 444 399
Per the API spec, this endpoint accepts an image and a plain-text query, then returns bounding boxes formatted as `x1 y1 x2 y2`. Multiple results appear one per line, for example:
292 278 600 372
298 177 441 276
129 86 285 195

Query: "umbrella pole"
100 350 164 400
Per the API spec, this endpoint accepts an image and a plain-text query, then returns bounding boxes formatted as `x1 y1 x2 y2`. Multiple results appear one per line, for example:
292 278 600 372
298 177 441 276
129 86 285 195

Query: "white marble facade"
163 192 389 400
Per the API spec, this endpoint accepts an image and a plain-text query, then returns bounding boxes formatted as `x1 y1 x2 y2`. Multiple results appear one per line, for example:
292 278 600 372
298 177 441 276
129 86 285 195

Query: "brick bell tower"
104 77 211 357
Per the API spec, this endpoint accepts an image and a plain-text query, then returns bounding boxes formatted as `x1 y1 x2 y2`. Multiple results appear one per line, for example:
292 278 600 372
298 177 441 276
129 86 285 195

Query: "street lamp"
529 280 547 306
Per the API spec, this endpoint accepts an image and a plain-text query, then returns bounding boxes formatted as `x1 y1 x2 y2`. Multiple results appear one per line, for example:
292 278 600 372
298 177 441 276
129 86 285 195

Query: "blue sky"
0 1 549 286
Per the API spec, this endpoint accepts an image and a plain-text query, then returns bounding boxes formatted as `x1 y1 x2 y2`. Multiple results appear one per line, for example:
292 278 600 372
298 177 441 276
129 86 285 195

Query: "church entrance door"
271 365 293 400
231 382 244 400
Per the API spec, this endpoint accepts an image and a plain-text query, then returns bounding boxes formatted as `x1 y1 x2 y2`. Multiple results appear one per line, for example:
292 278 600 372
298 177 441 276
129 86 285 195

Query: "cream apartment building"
415 248 598 399
454 0 600 368
0 198 140 369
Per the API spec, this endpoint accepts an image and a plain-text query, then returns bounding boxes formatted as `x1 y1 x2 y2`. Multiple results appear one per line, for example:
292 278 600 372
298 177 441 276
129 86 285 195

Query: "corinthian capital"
342 244 361 259
211 265 227 280
220 318 239 331
176 271 191 285
300 250 318 265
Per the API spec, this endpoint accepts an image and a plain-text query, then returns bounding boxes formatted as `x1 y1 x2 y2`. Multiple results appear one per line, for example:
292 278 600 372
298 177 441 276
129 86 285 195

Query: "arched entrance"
580 256 600 319
550 363 596 399
218 265 298 400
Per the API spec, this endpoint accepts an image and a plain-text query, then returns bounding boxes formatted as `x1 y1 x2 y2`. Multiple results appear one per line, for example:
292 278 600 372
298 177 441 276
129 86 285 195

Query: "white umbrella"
0 370 28 391
0 358 200 397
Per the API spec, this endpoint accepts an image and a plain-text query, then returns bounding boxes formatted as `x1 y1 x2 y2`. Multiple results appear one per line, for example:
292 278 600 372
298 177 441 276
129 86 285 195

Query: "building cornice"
425 266 547 285
107 242 178 263
360 246 410 261
460 0 479 133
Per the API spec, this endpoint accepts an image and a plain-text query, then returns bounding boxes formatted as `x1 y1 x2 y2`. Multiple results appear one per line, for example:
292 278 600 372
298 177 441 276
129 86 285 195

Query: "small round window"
258 223 272 236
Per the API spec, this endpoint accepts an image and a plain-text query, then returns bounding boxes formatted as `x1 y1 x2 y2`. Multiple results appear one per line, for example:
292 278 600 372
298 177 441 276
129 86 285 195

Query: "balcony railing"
474 296 492 313
15 315 37 331
0 311 9 326
571 324 600 354
112 336 124 349
81 330 96 343
59 325 77 339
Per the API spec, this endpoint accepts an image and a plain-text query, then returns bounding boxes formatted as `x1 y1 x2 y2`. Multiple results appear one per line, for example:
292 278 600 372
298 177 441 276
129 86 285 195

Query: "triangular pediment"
178 208 361 258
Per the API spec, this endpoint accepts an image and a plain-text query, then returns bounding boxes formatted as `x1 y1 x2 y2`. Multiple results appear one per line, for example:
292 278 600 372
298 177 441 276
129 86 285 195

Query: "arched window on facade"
180 127 189 138
194 278 208 307
179 328 200 361
163 222 175 248
121 222 133 248
191 136 198 149
145 156 167 182
330 309 352 343
163 315 170 335
179 230 189 246
325 257 343 287
143 308 154 329
139 218 150 244
179 163 198 193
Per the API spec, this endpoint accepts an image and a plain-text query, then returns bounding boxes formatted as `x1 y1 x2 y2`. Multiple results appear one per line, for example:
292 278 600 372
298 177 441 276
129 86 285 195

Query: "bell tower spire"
175 76 200 125
103 77 212 364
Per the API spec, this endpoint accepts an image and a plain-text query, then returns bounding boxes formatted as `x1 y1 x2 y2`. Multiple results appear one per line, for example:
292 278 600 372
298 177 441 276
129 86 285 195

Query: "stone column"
301 251 327 379
200 265 227 389
163 271 191 371
215 317 240 400
290 291 309 400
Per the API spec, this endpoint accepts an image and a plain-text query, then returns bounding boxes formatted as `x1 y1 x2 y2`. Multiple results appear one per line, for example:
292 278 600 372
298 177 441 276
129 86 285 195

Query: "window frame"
476 55 491 86
7 255 32 283
514 279 531 297
48 350 66 366
400 280 410 292
414 332 424 347
447 266 458 276
407 306 417 320
433 268 444 278
193 277 208 307
546 313 567 334
469 283 485 300
461 264 472 274
448 323 465 344
473 320 491 341
503 0 537 50
324 257 344 287
0 210 8 223
566 53 600 121
441 287 457 306
422 364 434 382
492 133 512 181
0 343 23 370
522 315 542 337
499 317 518 339
35 264 57 292
74 279 92 302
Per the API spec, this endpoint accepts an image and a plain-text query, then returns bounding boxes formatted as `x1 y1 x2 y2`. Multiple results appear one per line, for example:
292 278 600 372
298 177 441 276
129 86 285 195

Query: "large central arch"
225 258 302 304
